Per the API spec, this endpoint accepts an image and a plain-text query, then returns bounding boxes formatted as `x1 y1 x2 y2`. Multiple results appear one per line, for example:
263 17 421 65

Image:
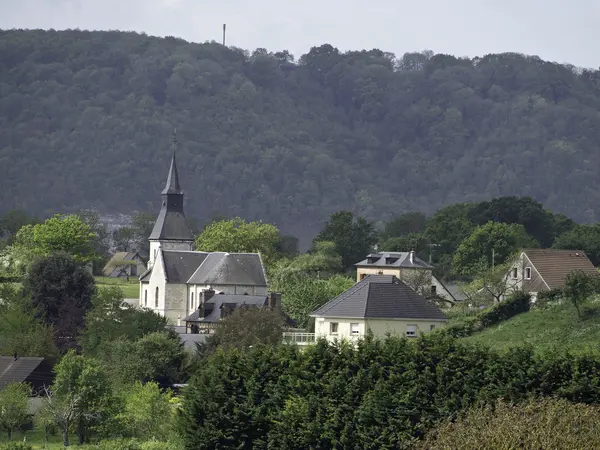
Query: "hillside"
463 299 600 354
2 30 600 242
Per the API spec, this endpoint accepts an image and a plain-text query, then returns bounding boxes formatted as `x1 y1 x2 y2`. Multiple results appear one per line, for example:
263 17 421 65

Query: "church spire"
161 129 182 195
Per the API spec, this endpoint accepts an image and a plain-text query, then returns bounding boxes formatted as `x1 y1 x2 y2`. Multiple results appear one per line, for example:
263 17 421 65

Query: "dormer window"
525 267 532 280
367 256 380 264
385 257 399 265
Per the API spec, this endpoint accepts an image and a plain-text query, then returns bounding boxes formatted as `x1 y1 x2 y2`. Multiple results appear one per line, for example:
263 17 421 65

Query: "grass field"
94 276 139 298
0 429 88 449
462 298 600 354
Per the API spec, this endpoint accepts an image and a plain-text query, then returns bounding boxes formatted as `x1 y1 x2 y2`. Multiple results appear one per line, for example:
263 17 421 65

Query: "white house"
138 148 268 324
311 274 447 343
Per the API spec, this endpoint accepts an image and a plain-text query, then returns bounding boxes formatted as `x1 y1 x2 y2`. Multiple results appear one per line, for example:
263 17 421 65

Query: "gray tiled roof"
312 275 447 321
0 356 45 390
187 253 267 286
184 294 268 323
355 252 433 269
162 251 209 283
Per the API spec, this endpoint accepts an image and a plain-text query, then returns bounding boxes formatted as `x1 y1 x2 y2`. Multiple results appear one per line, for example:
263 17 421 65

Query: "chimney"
409 250 415 264
203 289 215 303
13 352 18 361
268 292 281 312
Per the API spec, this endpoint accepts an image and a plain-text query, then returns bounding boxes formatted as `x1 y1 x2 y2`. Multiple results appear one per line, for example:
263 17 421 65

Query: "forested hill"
2 29 600 242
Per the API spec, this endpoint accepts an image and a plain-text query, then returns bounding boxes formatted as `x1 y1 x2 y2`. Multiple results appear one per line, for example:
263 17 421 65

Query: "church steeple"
162 131 182 195
148 131 194 247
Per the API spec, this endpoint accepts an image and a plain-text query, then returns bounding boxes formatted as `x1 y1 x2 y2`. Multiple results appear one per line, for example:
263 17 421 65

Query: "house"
138 147 268 324
355 251 455 304
310 275 447 342
102 251 148 279
0 355 55 414
506 249 598 300
182 290 292 334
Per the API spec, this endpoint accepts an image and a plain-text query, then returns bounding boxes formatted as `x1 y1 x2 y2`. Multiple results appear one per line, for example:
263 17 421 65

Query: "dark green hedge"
479 291 531 328
180 335 600 450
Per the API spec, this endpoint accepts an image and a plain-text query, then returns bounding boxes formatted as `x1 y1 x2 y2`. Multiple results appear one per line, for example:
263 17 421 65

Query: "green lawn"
462 298 600 354
95 276 139 299
0 429 88 449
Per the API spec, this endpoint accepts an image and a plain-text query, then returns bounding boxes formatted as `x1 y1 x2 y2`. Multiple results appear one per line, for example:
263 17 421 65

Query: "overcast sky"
1 0 598 68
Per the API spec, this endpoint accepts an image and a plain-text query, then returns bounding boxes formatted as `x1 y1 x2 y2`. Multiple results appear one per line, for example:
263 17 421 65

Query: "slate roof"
0 356 46 390
188 252 267 286
355 252 433 269
103 251 146 277
148 151 194 241
523 249 598 290
162 251 209 283
312 275 447 321
184 294 268 323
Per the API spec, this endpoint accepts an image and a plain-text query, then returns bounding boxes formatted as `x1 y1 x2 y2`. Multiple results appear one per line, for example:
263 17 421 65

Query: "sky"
0 0 599 68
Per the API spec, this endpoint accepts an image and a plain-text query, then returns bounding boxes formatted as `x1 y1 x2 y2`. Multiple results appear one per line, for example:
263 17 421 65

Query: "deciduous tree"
0 382 31 441
195 218 281 265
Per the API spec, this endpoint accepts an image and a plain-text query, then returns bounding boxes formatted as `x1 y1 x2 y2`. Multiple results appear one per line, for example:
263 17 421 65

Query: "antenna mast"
222 24 226 46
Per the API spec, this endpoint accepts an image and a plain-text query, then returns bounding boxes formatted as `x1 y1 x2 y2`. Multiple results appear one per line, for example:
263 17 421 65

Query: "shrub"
416 397 600 449
479 291 530 328
0 443 33 450
536 288 563 307
93 438 140 450
139 439 181 450
438 316 481 338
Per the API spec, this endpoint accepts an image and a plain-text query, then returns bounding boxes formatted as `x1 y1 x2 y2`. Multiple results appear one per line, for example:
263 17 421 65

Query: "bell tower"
148 131 194 267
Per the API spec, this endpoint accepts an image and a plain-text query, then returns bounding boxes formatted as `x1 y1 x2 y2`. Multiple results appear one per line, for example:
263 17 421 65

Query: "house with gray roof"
355 251 455 304
138 139 268 324
311 275 447 342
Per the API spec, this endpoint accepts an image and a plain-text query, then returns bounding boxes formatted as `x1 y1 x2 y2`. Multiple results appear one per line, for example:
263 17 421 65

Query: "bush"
93 438 140 450
536 288 563 307
438 316 481 338
139 439 181 450
479 291 530 328
417 397 600 449
0 443 33 450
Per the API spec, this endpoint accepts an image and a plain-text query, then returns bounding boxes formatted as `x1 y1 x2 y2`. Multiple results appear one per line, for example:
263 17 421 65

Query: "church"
138 148 269 324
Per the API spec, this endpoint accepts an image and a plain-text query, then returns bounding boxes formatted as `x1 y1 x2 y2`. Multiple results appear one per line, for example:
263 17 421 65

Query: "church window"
155 287 159 308
144 290 147 307
191 292 194 309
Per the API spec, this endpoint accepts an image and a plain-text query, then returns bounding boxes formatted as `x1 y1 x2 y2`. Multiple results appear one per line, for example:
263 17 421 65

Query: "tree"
452 222 537 276
130 212 156 254
79 286 171 357
381 212 427 239
563 270 599 319
23 252 97 352
461 256 522 304
272 274 355 329
112 226 136 252
314 211 377 270
553 224 600 266
0 382 31 440
7 214 98 267
199 307 285 358
94 331 186 386
45 350 113 446
269 241 343 280
195 218 281 265
117 382 174 441
0 284 58 359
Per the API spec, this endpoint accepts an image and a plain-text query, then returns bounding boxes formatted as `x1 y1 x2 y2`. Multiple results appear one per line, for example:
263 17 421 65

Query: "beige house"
506 249 597 301
355 251 455 304
311 274 447 342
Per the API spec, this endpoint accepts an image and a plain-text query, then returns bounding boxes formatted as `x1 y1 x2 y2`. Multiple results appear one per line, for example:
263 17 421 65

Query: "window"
144 290 147 307
406 325 417 337
350 323 360 335
155 287 159 308
525 267 532 280
190 292 194 309
430 285 437 295
512 268 518 279
360 273 367 280
330 322 339 334
430 324 436 331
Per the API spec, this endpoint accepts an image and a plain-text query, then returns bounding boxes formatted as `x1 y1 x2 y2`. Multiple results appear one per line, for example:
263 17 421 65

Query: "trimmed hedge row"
442 291 531 338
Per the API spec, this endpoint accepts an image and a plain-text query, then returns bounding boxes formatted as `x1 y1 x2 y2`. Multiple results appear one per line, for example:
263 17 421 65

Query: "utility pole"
428 243 440 264
222 24 226 46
